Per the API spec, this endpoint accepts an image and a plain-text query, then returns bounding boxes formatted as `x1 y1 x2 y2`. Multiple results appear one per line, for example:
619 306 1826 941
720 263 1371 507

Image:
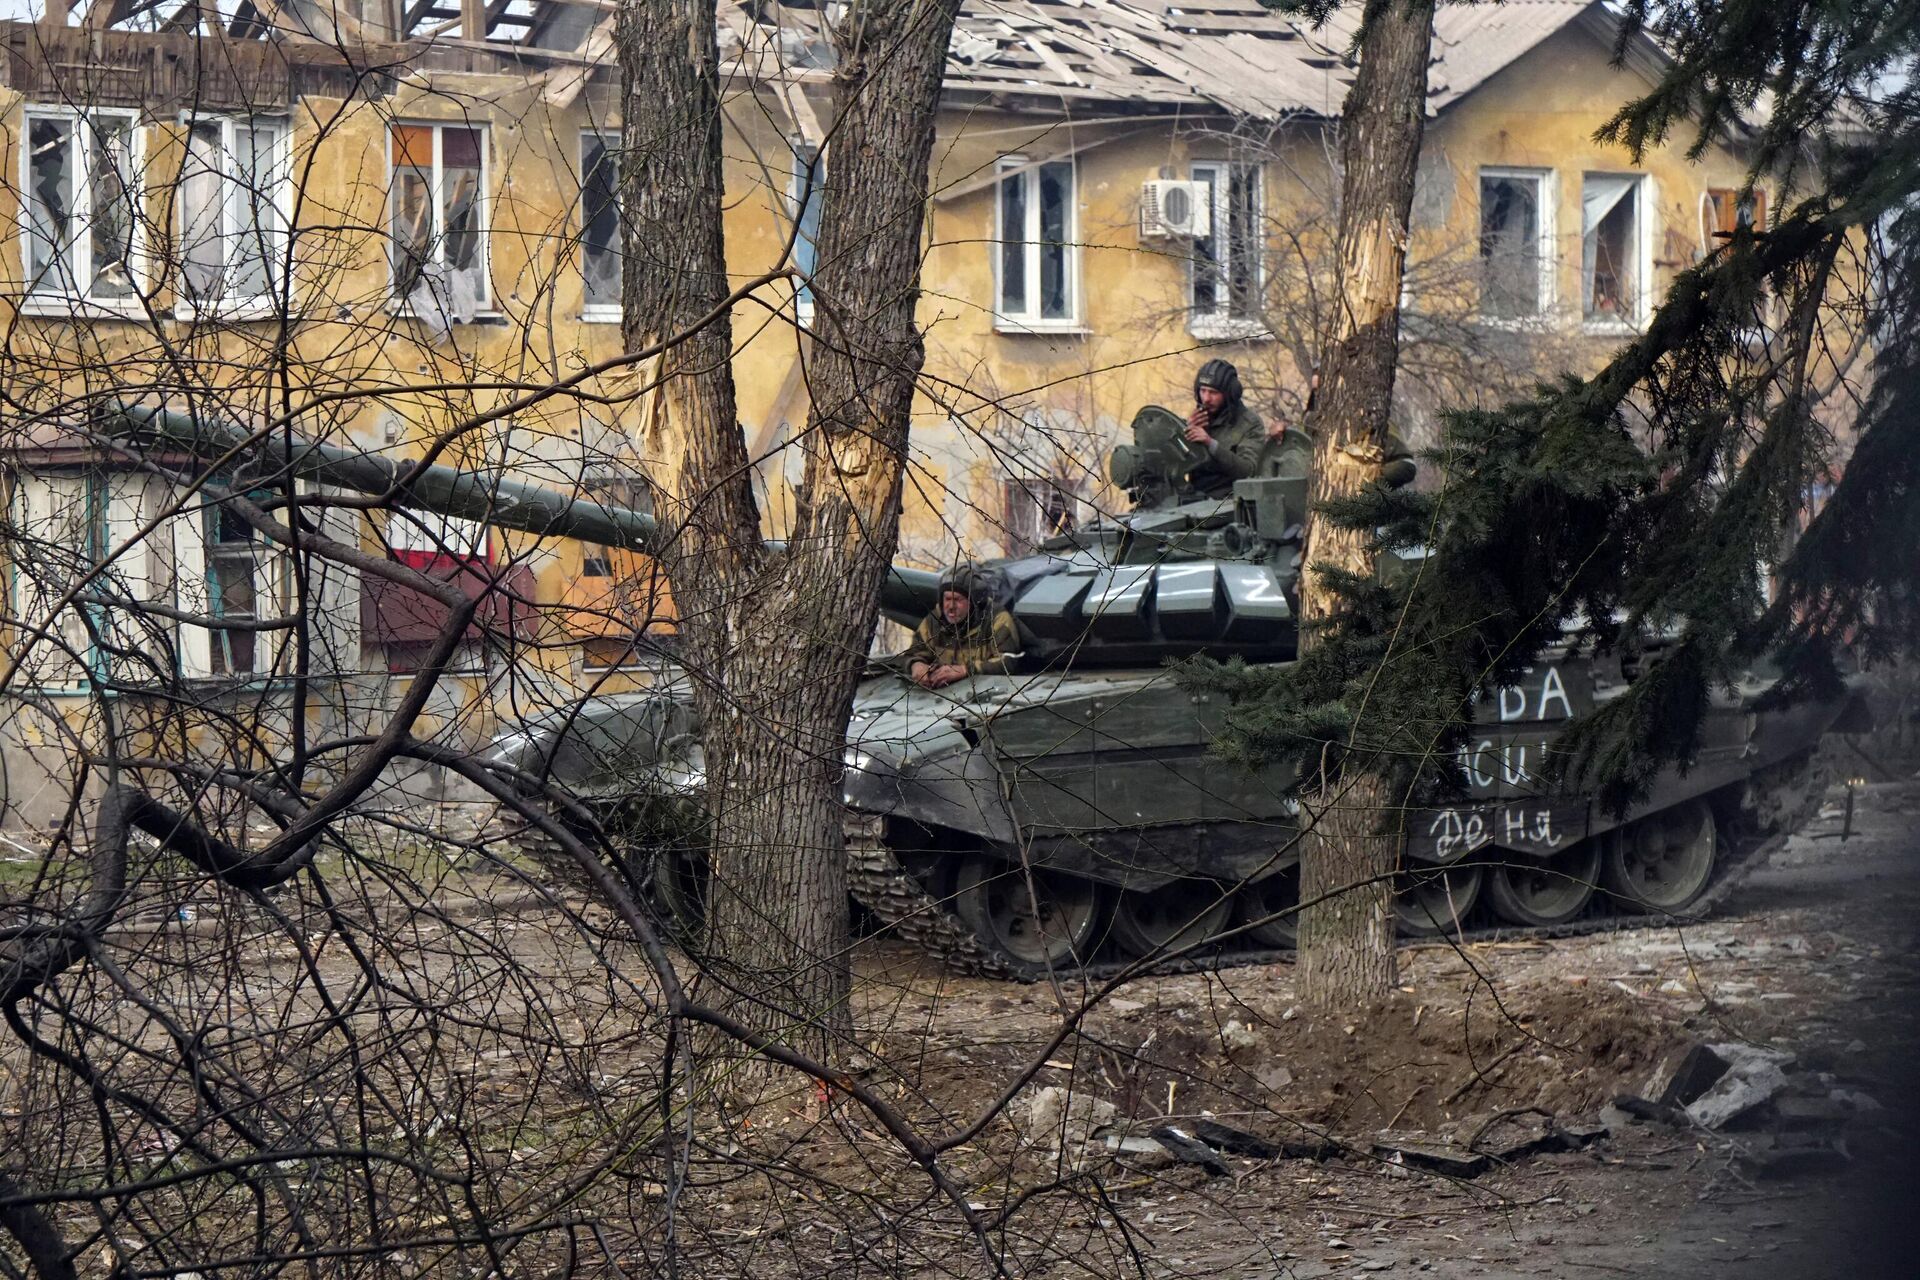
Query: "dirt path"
839 776 1920 1279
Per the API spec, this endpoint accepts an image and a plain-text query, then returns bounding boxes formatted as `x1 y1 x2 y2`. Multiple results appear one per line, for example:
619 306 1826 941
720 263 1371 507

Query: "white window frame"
386 120 492 314
993 154 1081 332
786 138 825 326
174 113 293 320
579 129 622 324
3 469 285 686
1188 160 1269 340
1476 165 1555 326
1581 171 1654 333
19 105 147 317
173 490 292 681
6 469 99 690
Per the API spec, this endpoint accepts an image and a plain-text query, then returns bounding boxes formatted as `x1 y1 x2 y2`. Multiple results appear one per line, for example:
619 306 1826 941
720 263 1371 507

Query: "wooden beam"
934 125 1154 205
539 10 613 106
85 0 138 31
460 0 483 40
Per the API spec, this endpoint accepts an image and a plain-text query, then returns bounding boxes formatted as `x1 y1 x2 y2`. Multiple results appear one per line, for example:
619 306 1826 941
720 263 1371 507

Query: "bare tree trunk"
1296 0 1438 1008
618 0 960 1087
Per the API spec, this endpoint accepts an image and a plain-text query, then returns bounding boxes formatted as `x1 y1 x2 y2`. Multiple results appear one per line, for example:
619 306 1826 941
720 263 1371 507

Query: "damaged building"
0 0 1786 822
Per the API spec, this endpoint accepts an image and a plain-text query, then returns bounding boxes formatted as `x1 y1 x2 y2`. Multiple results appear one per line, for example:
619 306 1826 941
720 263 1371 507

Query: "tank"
111 405 1866 975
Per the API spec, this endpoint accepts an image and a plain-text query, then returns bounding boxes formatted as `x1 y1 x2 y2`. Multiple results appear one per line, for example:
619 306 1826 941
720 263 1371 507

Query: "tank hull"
491 653 1863 973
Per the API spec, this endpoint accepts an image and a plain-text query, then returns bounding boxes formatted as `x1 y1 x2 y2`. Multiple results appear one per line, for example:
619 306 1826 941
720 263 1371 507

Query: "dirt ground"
5 774 1916 1279
768 772 1920 1280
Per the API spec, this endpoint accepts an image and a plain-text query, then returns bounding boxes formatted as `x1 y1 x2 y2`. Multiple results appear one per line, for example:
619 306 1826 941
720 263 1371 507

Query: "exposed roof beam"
934 123 1158 205
539 10 612 106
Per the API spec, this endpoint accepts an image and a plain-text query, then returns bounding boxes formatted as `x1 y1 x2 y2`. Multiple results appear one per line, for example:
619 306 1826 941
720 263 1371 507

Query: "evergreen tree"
1217 1 1919 908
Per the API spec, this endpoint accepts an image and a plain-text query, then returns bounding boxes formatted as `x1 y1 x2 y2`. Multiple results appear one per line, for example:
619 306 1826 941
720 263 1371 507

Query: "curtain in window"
1581 175 1638 317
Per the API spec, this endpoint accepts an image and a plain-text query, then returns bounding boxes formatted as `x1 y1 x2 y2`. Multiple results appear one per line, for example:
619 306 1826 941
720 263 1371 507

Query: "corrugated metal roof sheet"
935 0 1602 120
1428 1 1598 111
70 0 1607 122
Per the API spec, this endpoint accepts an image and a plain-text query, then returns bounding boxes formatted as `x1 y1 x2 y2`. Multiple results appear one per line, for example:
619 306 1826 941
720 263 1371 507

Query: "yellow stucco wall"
0 19 1780 724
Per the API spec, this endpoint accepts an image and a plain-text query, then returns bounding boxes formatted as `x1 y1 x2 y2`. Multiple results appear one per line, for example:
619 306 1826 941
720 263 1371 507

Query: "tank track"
843 813 1019 979
844 750 1833 982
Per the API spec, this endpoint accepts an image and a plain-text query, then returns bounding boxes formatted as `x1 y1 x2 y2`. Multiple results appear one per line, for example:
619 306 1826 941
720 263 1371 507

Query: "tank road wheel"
648 848 710 942
1397 863 1485 937
1234 863 1302 948
1604 800 1717 915
1112 880 1234 958
954 855 1107 970
1486 838 1603 927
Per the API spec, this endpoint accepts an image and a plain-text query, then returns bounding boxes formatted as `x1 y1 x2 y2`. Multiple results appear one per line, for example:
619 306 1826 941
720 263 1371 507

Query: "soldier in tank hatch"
905 565 1023 689
1181 358 1269 498
1264 363 1418 488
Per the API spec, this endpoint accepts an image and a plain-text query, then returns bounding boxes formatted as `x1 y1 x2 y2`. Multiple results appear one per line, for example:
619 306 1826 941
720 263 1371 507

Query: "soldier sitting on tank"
905 566 1023 689
1181 358 1269 499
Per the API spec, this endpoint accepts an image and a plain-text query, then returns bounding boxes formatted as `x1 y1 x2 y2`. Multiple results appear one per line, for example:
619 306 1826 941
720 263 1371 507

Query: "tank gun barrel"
105 405 939 626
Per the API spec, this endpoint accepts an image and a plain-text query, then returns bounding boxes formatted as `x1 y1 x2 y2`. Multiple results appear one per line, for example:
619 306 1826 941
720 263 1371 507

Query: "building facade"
0 0 1779 824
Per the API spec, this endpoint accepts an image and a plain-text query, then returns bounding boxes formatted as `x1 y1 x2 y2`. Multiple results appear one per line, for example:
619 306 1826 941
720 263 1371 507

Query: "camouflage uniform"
905 607 1024 677
1185 359 1270 498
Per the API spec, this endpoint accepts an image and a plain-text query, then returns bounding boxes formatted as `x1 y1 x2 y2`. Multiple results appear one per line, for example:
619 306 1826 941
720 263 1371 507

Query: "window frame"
4 467 291 687
386 119 492 315
1001 474 1078 554
786 138 825 326
1188 159 1269 339
174 112 293 320
1581 171 1654 333
19 104 147 316
181 490 292 681
1476 165 1555 325
579 129 622 324
993 154 1080 332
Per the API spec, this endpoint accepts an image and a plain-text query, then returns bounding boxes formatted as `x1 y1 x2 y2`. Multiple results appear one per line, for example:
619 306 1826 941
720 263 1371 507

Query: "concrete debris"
1714 1042 1798 1072
1735 1134 1853 1180
1772 1094 1855 1126
1255 1063 1296 1092
1685 1060 1790 1129
1645 1042 1730 1108
1025 1086 1117 1153
1371 1132 1490 1178
1219 1019 1262 1052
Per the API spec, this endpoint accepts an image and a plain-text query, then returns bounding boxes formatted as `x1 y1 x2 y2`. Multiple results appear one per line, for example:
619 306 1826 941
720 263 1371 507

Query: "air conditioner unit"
1139 180 1211 239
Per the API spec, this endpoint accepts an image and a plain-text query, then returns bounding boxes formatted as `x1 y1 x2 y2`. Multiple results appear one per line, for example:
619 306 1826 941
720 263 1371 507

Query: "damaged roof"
19 0 1609 121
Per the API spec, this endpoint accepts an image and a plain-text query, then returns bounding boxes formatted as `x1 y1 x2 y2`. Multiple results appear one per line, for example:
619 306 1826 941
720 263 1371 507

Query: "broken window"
788 141 825 321
390 123 488 316
997 156 1076 327
1478 169 1549 319
7 467 281 684
25 109 140 304
1701 187 1768 253
580 131 621 316
1190 161 1264 328
1003 476 1077 553
577 473 667 668
204 502 266 676
579 475 654 578
179 116 288 309
386 509 490 570
1582 174 1646 326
